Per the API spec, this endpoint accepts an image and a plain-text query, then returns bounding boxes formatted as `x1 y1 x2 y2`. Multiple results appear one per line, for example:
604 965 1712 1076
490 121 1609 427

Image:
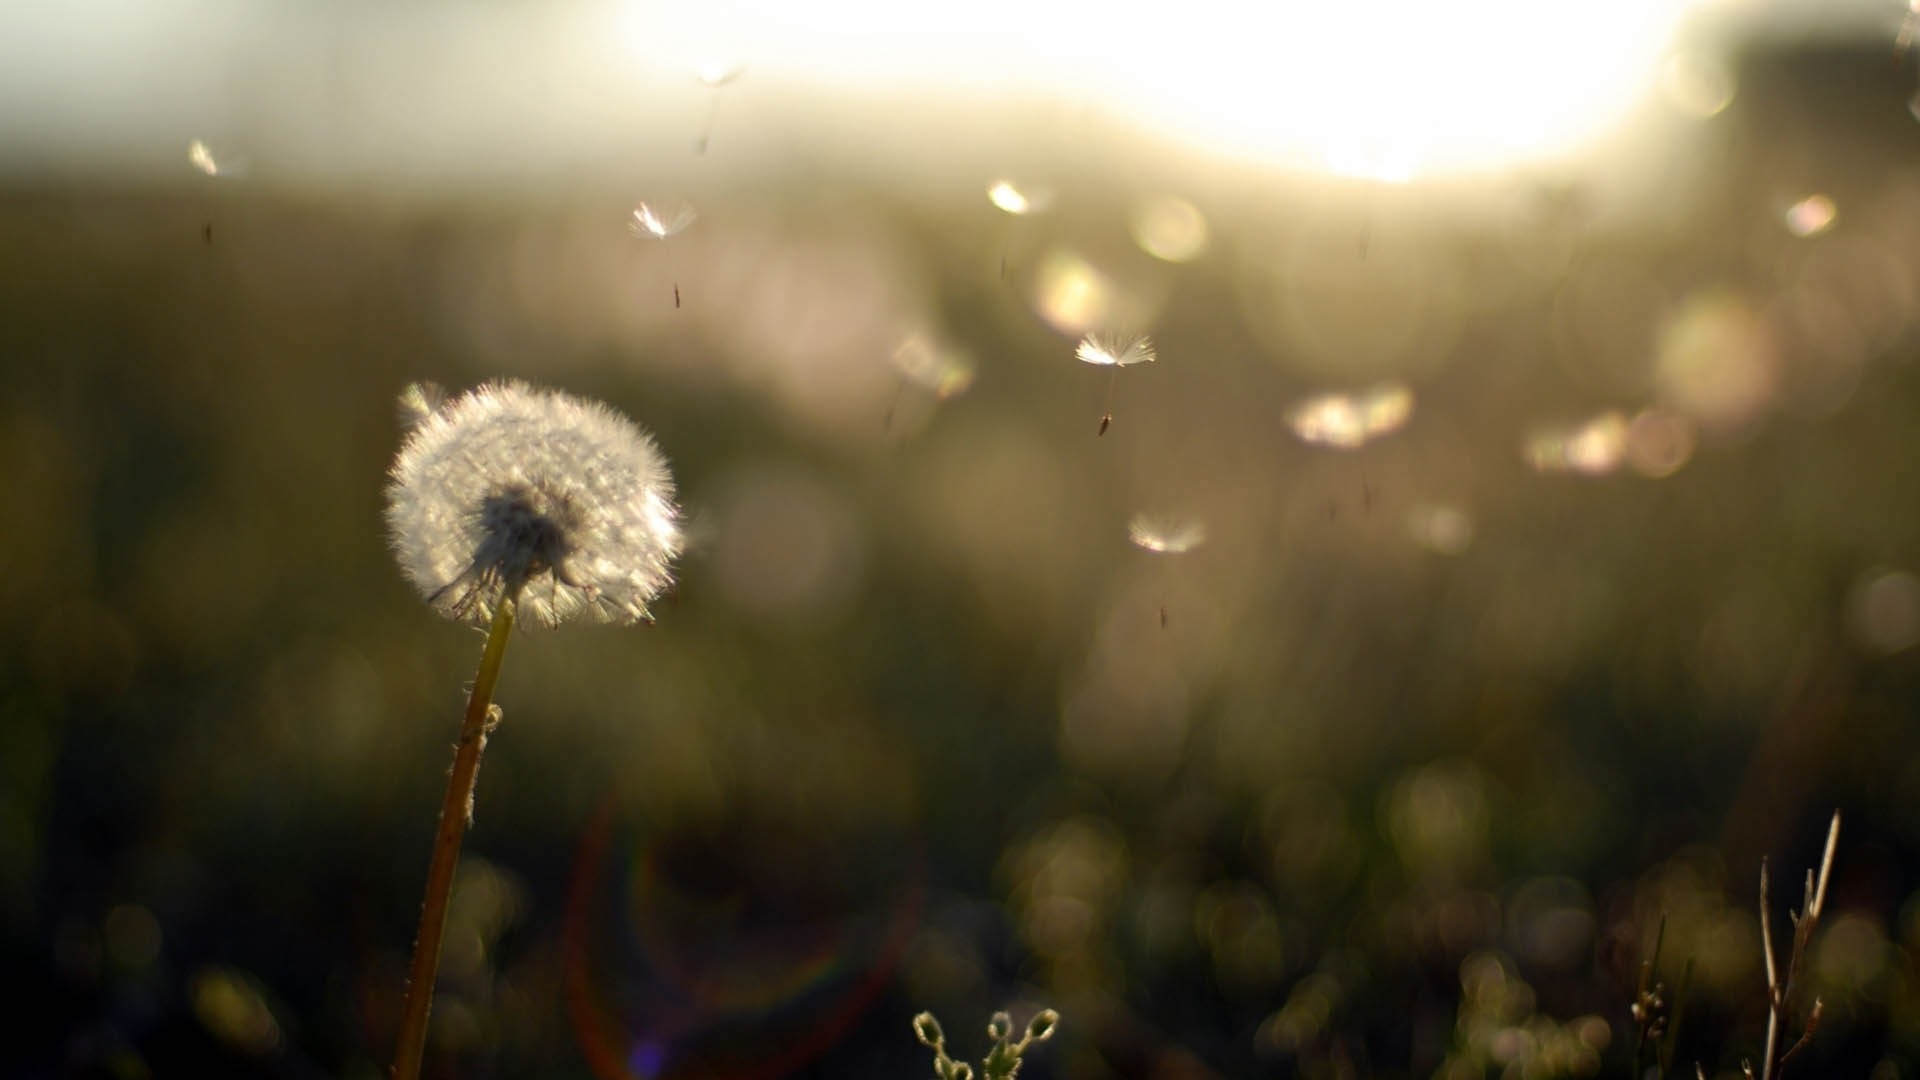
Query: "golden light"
1660 51 1736 118
610 0 1698 179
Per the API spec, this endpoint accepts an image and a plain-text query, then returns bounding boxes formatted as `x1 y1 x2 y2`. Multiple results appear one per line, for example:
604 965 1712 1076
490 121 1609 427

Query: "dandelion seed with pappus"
1076 332 1155 436
383 379 682 1080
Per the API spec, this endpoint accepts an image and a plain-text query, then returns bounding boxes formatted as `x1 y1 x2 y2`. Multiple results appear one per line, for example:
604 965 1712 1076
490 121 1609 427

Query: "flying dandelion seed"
1076 334 1156 368
691 62 744 154
987 180 1052 281
630 202 696 240
629 202 697 308
1127 514 1205 629
397 381 449 432
1286 382 1414 449
1127 515 1206 554
1077 333 1155 436
187 139 247 179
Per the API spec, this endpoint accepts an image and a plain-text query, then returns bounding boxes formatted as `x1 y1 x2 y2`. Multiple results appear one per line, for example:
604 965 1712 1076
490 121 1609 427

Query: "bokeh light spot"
1655 291 1780 434
103 903 161 971
1287 382 1415 449
1526 411 1627 475
1624 408 1696 478
191 967 282 1056
1031 250 1114 334
1847 568 1920 656
1129 196 1209 263
1407 503 1474 554
1784 194 1838 238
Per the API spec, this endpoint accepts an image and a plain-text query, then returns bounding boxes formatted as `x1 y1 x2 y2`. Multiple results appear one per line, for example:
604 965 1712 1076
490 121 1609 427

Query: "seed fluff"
386 380 683 628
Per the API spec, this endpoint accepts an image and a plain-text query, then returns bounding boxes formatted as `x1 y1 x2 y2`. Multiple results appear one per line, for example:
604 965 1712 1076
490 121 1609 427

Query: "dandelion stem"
392 594 518 1080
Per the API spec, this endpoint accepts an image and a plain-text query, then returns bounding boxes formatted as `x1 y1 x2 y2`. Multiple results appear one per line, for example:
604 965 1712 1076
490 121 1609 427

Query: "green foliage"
914 1008 1059 1080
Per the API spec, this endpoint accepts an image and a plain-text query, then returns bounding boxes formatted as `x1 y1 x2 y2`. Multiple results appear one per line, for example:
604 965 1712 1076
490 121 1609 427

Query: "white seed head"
1075 332 1155 368
386 380 683 628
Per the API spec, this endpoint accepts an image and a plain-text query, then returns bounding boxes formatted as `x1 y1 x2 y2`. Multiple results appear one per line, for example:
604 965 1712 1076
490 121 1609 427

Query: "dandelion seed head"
187 139 247 179
1076 333 1156 368
1127 514 1207 554
386 380 683 628
630 202 697 240
397 381 448 432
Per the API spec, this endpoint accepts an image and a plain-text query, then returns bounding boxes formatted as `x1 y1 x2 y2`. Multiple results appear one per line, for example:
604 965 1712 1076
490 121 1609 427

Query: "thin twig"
1778 998 1823 1068
1758 811 1841 1080
1811 813 1840 920
1759 858 1778 998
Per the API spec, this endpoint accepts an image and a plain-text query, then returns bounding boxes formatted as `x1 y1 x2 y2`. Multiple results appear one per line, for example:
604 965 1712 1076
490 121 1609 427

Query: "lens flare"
565 802 923 1080
1129 197 1209 263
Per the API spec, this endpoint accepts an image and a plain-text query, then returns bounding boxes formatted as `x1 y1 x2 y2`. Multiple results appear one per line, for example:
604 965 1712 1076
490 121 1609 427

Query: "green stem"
392 595 518 1080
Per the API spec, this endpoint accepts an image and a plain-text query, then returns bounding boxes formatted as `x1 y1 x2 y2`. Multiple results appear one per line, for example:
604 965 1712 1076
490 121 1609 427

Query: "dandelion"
629 202 697 308
387 380 681 627
384 379 681 1080
1076 332 1155 435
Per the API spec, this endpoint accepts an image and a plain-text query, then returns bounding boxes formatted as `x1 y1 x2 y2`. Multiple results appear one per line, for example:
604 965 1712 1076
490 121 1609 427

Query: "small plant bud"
1027 1010 1059 1042
987 1012 1013 1042
913 1012 944 1048
951 1064 974 1080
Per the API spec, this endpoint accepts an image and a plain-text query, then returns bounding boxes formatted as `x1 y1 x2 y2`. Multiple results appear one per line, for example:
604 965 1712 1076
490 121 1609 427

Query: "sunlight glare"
610 0 1695 178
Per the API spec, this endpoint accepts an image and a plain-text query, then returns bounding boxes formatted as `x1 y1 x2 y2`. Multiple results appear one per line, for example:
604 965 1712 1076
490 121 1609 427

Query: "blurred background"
7 1 1920 1077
